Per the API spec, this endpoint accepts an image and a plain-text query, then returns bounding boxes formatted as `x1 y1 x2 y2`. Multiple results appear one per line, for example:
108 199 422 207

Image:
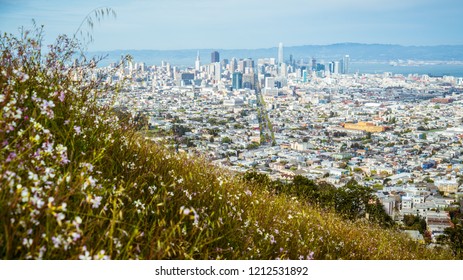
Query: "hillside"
0 30 454 260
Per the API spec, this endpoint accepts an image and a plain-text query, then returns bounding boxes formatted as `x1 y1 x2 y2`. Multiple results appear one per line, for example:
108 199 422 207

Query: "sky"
0 0 462 51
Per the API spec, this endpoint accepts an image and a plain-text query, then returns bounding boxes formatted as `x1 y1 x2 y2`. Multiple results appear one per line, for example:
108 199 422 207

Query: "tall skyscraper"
214 62 221 82
232 72 243 90
237 59 245 73
280 63 287 78
342 55 350 74
278 42 283 66
333 61 340 74
195 51 201 71
211 51 220 63
230 57 237 72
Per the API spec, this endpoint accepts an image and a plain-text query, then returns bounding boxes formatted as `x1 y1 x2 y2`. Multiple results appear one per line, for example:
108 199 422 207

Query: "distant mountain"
89 43 463 67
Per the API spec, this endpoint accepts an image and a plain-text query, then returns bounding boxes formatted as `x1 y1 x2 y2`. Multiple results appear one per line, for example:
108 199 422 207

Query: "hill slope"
0 30 453 260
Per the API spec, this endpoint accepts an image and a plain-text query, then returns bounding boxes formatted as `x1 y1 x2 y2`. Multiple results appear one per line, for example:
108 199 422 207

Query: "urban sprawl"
91 43 463 244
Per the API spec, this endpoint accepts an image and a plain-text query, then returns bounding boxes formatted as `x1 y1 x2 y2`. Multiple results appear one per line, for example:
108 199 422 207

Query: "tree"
221 137 232 144
246 142 259 150
335 179 393 227
438 224 463 258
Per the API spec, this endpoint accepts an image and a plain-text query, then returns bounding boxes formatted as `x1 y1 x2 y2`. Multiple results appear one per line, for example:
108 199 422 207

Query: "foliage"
438 224 463 258
221 137 232 144
246 142 260 150
402 215 427 234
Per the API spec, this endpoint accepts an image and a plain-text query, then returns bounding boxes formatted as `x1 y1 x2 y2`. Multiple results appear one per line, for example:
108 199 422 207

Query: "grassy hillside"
0 29 453 260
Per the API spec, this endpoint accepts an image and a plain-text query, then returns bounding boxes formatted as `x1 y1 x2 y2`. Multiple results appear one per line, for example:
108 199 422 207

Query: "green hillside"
0 29 453 260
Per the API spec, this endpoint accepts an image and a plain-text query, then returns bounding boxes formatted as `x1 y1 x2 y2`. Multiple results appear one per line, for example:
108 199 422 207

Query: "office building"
243 73 257 89
195 51 201 71
232 72 243 90
211 51 220 63
342 55 349 74
230 57 237 72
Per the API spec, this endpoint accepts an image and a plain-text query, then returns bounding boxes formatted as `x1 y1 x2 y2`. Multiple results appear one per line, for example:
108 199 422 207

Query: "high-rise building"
311 58 317 71
333 61 340 74
232 72 243 90
342 55 350 74
264 76 275 88
195 51 201 71
230 57 237 72
278 42 283 66
243 73 257 90
237 59 246 73
211 51 220 63
214 62 221 82
280 63 287 78
243 58 254 74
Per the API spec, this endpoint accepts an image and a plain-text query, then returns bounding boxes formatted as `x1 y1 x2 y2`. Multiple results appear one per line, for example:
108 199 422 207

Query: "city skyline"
1 0 463 51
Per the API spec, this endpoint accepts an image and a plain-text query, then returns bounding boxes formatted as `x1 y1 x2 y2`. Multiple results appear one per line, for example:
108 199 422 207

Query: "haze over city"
1 0 463 51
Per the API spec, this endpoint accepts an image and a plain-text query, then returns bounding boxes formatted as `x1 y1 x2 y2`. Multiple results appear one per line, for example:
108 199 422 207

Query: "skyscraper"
280 63 287 78
229 57 237 73
195 51 201 71
278 42 283 66
232 72 243 90
211 51 220 63
243 73 257 90
214 62 221 82
342 55 350 74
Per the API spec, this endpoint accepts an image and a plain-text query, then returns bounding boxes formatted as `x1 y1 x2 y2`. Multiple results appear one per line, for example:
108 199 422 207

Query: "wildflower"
56 212 65 225
79 247 92 260
52 236 62 248
71 232 81 241
22 238 33 248
148 185 157 194
20 73 29 82
307 251 315 260
134 199 145 213
40 99 55 118
245 189 252 196
180 206 191 215
270 235 276 244
94 250 110 260
90 196 102 208
6 152 17 162
58 91 65 102
38 246 47 259
74 126 82 135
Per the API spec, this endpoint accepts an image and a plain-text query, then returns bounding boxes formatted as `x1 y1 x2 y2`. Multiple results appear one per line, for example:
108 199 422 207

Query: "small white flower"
91 196 102 208
56 212 65 224
74 126 82 135
79 251 92 260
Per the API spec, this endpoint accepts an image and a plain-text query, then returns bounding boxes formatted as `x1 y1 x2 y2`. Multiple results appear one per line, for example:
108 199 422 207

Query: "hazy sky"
1 0 462 51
